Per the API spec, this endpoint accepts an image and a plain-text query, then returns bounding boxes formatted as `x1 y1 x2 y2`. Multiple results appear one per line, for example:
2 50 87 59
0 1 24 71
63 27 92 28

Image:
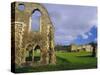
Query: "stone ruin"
11 2 56 67
70 44 93 52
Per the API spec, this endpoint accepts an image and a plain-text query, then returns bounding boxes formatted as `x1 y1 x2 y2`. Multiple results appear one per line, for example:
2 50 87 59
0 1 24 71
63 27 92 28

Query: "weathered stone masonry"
11 2 56 66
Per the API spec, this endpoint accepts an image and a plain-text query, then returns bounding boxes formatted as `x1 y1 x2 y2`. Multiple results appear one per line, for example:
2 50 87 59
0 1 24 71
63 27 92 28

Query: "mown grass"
15 51 97 73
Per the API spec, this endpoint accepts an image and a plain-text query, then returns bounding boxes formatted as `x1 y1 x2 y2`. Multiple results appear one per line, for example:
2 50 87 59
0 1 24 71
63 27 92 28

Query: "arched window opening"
25 45 41 63
30 10 41 31
25 45 33 62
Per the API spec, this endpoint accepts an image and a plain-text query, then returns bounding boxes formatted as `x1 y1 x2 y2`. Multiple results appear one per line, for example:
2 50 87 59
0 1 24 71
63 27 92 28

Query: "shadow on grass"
15 55 97 73
15 63 97 73
34 55 70 64
76 55 96 58
56 56 70 64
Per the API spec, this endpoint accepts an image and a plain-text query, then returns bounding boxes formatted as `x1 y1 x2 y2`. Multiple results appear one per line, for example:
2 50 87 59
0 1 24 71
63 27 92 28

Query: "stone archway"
25 44 41 65
11 2 56 66
33 45 41 62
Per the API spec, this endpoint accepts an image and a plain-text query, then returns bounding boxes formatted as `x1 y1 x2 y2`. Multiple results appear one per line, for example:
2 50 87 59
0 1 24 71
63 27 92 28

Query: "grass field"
15 51 97 73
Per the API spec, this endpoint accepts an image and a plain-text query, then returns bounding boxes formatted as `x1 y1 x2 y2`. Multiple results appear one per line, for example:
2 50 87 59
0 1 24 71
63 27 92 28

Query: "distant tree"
89 42 97 57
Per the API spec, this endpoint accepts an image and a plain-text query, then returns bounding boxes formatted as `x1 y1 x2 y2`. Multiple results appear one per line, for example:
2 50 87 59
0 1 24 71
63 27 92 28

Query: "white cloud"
88 19 97 27
88 32 92 36
94 38 97 42
43 4 97 45
81 33 88 39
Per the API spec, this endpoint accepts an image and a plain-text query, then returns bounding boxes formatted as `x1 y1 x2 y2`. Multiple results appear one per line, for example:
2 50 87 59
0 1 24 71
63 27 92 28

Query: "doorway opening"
34 45 41 63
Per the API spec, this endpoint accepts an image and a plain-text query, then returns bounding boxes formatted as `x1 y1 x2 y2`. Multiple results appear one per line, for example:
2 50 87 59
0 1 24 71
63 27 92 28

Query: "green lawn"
15 51 97 73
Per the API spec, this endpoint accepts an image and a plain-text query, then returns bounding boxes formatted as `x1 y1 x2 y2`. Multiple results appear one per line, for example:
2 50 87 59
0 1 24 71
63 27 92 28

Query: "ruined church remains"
11 2 56 67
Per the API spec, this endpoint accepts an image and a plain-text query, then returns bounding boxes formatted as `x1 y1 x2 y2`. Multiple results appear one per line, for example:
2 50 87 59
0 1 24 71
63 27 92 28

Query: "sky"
18 3 97 45
43 3 97 45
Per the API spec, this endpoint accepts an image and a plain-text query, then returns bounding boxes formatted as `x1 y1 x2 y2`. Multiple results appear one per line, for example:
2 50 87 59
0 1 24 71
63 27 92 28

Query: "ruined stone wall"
11 2 56 66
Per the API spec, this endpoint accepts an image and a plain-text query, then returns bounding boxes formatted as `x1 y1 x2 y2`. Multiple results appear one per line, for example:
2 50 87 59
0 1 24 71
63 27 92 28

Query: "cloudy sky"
30 3 97 45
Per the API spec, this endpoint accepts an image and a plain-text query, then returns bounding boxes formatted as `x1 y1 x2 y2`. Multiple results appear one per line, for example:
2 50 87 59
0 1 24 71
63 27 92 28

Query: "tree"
89 42 97 57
